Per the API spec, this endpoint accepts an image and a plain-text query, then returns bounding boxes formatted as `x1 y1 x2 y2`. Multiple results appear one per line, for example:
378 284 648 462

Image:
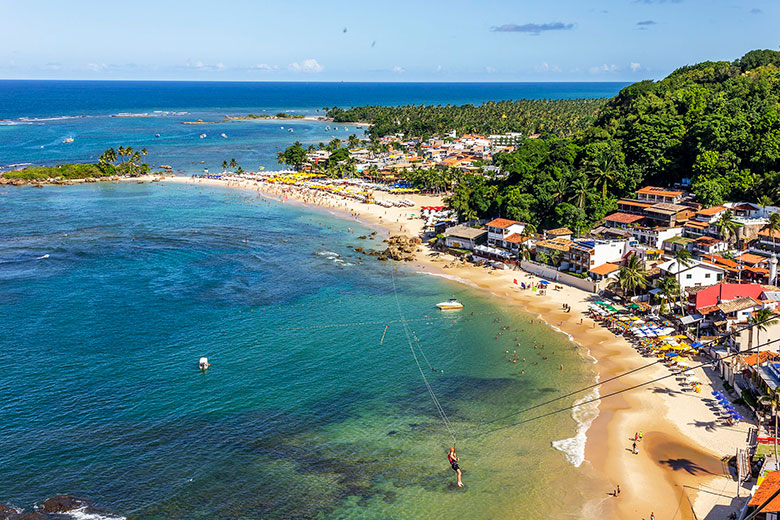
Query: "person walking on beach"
632 441 638 454
448 447 463 487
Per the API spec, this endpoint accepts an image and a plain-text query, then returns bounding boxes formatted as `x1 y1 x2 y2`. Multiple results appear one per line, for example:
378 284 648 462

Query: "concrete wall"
520 260 601 293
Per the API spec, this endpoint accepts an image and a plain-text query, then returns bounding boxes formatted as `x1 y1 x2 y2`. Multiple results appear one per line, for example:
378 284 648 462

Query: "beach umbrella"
665 352 679 357
538 280 549 285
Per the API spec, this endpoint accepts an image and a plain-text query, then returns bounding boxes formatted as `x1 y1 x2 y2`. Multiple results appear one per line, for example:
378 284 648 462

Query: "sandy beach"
164 174 753 519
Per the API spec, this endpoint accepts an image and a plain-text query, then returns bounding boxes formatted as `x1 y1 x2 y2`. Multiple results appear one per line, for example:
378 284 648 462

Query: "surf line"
390 272 457 446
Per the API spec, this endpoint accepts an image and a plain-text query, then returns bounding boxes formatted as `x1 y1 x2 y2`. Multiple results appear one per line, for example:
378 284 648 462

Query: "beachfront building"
485 218 527 247
588 262 621 282
568 239 631 274
657 259 726 292
443 225 487 251
542 227 573 240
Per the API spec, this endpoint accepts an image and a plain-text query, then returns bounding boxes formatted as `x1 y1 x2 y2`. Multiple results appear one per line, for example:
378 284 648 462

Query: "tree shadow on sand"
659 458 715 476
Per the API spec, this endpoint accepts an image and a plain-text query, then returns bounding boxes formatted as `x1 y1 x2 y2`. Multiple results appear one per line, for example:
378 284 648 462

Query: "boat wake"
551 384 601 468
37 254 50 259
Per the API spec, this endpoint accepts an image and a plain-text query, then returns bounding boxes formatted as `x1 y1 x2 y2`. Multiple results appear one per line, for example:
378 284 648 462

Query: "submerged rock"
40 495 88 513
381 235 421 262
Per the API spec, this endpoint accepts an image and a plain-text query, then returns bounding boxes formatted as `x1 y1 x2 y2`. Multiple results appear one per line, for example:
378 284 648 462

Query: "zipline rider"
448 447 463 487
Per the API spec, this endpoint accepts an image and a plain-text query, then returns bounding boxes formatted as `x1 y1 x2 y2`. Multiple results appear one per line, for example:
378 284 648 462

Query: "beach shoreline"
161 174 750 519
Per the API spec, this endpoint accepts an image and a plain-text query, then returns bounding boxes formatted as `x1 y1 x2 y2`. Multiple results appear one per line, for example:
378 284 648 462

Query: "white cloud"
289 58 324 73
252 63 276 71
392 65 405 73
215 62 225 71
630 62 641 72
86 63 107 72
536 62 561 73
589 63 618 74
485 66 496 73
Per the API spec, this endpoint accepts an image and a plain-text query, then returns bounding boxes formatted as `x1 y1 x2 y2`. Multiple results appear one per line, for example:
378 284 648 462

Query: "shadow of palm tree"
659 458 714 476
689 420 719 432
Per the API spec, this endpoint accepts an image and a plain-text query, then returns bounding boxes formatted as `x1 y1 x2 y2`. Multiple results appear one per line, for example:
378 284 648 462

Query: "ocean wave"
62 506 126 520
551 384 601 468
18 115 86 122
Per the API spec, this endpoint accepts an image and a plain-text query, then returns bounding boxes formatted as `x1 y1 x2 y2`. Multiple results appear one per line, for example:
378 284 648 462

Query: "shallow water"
0 182 601 518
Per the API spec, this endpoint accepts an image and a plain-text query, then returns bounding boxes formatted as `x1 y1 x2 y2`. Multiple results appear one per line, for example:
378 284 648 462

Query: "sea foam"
63 506 126 520
551 383 601 467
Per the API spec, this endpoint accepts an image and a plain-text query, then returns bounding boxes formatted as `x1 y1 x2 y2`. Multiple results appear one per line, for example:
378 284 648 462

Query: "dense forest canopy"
326 99 608 139
444 50 780 231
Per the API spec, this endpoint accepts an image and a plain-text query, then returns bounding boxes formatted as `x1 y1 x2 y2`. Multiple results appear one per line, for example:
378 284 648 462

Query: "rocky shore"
348 234 422 262
0 175 166 187
0 495 121 520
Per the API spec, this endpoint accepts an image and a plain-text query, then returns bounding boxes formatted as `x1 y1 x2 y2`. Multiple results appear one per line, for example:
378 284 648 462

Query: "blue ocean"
0 81 620 519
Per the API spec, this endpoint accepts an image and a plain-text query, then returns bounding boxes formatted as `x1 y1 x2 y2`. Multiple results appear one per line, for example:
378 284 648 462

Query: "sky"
0 0 777 82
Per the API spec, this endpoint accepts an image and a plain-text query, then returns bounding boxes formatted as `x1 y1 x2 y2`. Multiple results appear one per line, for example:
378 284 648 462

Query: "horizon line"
0 78 636 84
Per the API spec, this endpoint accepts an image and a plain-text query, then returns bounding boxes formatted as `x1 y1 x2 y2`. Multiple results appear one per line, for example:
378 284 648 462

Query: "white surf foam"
551 383 601 468
420 271 480 288
62 506 126 520
37 254 50 259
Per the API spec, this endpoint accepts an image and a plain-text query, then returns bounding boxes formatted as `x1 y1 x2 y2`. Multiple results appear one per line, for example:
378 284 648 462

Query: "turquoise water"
0 182 599 518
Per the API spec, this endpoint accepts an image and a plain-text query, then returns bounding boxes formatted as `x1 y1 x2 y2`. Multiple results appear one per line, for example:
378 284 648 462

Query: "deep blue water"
0 80 628 119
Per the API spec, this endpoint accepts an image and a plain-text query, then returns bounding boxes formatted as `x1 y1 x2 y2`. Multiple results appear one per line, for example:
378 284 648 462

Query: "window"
717 274 723 281
705 273 710 278
686 274 692 279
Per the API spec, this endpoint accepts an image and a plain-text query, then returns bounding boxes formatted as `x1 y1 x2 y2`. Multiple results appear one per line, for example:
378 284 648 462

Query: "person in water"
448 447 463 487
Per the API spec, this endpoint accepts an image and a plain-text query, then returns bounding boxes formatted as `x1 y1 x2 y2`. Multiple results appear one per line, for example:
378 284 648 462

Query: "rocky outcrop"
39 495 87 514
0 495 107 520
381 235 422 262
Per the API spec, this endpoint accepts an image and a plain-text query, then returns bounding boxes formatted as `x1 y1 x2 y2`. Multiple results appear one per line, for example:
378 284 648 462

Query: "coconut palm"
750 307 779 356
586 153 617 199
658 276 680 314
716 209 738 248
229 158 238 170
570 178 589 211
222 160 228 172
767 212 780 255
614 253 647 297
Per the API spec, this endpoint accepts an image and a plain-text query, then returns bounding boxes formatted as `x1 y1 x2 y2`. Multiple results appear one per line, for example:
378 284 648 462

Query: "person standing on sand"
448 447 463 487
632 441 638 454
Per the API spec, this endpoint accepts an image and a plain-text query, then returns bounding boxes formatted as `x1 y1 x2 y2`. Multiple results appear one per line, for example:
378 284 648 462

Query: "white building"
657 259 726 292
485 218 527 247
631 226 684 249
568 239 631 273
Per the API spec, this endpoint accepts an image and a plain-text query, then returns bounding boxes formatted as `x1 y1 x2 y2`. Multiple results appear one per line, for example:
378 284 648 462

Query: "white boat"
436 298 464 310
63 137 74 143
199 133 206 139
221 133 227 138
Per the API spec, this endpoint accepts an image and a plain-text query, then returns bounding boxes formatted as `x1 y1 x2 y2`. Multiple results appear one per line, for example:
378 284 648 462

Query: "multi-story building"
485 218 527 247
568 239 631 274
636 186 686 204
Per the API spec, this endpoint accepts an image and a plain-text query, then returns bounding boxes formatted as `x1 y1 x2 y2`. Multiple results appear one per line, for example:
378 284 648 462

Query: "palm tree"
767 212 780 255
674 248 693 314
222 160 228 172
614 253 647 297
229 158 238 170
750 307 779 356
658 276 680 315
570 178 589 211
759 195 773 215
550 250 562 268
716 209 738 249
586 153 617 199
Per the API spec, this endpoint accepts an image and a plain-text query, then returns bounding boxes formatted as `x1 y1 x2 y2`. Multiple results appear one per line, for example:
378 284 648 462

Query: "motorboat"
199 133 207 139
436 298 464 310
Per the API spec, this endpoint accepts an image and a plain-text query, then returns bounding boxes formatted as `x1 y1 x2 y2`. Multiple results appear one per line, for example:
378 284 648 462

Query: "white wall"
520 260 600 293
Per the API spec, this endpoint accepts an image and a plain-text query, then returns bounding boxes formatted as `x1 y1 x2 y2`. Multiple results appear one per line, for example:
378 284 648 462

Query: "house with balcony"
636 186 686 204
485 218 527 247
690 236 727 256
443 225 487 251
617 199 653 215
657 259 726 292
568 239 631 274
757 228 780 254
630 225 684 249
643 203 694 227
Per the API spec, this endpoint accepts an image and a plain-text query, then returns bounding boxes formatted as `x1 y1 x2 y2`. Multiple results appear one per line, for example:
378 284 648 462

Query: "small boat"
288 128 293 132
325 125 330 131
199 133 207 139
155 133 161 137
63 137 74 143
199 357 210 370
221 133 228 138
280 126 284 130
436 298 464 310
344 126 348 131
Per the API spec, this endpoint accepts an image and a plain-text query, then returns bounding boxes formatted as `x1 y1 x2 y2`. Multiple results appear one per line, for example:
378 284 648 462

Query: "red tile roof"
743 352 780 368
740 253 768 266
589 263 621 275
503 233 526 244
760 228 780 239
486 218 523 229
696 205 726 216
694 236 721 246
692 283 769 310
604 212 644 224
637 186 684 198
618 199 653 208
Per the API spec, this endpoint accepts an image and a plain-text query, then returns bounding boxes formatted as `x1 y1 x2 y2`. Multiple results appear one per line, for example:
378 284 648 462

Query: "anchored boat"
436 298 464 310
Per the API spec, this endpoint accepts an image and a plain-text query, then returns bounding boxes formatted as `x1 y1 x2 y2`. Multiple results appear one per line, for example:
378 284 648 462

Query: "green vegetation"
445 49 780 229
4 146 151 181
3 163 115 181
327 99 607 139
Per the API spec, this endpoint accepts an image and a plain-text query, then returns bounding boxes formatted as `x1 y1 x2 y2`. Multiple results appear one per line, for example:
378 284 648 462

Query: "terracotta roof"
545 227 573 236
535 238 573 252
696 205 726 216
759 228 780 239
698 305 720 316
694 236 721 246
743 352 780 368
740 253 768 266
646 203 690 214
618 199 653 208
486 218 523 229
605 212 644 224
701 254 738 269
503 233 526 244
718 297 761 314
637 186 684 198
589 263 621 275
685 221 709 229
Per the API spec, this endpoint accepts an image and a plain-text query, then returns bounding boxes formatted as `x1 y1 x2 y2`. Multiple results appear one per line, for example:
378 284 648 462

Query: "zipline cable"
480 313 778 427
391 272 457 445
466 335 780 440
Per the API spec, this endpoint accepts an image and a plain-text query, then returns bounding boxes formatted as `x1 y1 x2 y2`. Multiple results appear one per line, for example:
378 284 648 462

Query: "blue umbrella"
665 352 679 357
712 391 723 397
538 280 550 285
